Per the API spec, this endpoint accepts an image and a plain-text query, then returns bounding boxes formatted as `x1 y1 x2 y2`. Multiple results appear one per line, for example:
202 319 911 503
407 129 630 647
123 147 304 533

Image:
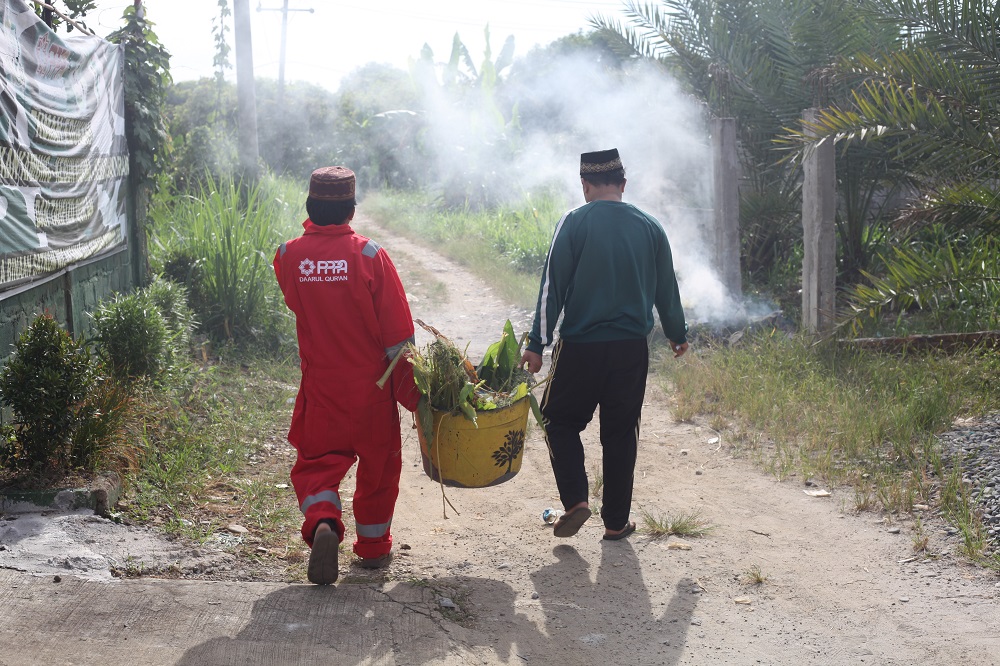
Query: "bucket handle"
433 415 461 519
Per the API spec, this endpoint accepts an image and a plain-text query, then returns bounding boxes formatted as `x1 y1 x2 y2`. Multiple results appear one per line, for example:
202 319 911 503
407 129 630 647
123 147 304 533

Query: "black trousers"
540 338 648 531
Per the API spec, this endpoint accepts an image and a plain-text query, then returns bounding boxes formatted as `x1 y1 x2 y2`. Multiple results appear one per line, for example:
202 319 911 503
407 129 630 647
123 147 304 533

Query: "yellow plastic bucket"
417 398 530 488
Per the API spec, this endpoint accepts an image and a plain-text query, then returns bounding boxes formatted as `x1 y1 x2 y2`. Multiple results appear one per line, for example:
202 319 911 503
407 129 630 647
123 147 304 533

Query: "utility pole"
257 0 314 106
233 0 260 181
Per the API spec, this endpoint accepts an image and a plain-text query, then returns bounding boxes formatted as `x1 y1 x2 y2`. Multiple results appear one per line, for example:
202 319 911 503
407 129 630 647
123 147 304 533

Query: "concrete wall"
0 248 134 356
0 248 135 423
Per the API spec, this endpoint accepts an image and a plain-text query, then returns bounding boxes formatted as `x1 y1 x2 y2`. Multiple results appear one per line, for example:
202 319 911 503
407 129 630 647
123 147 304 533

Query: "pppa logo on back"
299 258 349 283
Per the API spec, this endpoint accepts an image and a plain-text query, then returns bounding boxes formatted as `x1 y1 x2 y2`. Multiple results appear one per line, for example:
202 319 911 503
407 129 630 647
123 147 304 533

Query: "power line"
326 0 624 32
257 0 313 104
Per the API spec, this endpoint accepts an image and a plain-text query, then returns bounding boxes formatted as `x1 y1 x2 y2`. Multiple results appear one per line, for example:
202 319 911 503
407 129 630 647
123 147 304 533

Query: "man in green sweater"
520 148 689 541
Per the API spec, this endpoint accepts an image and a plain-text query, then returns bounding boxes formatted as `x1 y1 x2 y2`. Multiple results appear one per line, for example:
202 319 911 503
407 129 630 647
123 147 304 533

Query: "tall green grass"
149 174 304 348
660 334 1000 548
362 189 566 308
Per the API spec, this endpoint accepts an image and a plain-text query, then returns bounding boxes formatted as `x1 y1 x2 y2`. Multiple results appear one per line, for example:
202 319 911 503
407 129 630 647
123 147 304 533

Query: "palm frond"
898 183 1000 231
843 236 1000 334
782 78 1000 185
866 0 1000 64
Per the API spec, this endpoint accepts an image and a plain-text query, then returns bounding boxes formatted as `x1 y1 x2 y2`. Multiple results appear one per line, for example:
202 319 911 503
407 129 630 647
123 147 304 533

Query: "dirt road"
0 216 997 665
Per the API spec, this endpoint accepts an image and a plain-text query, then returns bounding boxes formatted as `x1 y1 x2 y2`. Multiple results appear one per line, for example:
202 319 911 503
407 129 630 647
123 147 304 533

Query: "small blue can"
542 508 563 524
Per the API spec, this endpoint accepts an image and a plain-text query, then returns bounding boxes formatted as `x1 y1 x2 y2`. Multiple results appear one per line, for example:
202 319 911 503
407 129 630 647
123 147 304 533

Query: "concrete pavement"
0 569 463 666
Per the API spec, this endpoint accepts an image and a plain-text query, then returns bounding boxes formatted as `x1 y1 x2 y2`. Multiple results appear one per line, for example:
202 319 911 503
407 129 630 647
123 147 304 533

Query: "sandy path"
361 218 1000 665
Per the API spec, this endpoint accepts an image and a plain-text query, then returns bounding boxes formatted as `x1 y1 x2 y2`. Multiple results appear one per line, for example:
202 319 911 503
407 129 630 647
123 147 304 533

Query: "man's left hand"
671 341 689 358
521 350 543 374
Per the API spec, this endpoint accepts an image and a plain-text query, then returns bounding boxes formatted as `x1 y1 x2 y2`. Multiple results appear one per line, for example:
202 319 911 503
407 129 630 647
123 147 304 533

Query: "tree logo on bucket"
492 429 525 474
299 259 316 276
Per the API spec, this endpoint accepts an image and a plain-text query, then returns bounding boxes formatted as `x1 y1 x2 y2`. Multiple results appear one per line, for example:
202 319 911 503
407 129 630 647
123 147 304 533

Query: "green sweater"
526 200 687 354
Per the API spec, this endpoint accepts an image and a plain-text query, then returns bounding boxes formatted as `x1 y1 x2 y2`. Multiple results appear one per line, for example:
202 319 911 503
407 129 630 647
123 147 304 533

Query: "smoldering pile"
667 310 797 348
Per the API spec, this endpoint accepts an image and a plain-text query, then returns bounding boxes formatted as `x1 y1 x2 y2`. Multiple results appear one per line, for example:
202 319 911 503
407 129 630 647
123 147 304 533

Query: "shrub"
0 314 94 472
160 250 211 329
144 275 198 354
91 291 171 382
71 373 140 473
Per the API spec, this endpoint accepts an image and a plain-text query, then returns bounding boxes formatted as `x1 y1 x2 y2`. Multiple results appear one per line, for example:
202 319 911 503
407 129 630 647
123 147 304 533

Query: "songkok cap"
308 166 356 203
580 148 624 176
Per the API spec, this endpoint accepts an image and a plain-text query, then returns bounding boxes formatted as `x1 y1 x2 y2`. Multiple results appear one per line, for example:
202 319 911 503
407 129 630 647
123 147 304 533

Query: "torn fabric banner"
0 0 128 291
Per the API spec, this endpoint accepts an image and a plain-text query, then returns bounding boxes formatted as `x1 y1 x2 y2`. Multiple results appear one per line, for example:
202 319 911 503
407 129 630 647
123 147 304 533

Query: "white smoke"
414 47 773 326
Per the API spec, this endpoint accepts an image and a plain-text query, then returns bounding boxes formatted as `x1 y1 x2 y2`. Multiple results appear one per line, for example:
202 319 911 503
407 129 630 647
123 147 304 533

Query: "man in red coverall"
274 166 419 585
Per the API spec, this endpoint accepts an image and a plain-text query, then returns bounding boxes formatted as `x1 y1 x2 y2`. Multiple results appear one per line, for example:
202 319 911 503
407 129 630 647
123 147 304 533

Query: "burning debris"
654 310 796 348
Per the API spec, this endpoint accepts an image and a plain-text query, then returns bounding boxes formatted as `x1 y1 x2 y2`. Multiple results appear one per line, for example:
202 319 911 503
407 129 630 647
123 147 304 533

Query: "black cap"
580 148 624 175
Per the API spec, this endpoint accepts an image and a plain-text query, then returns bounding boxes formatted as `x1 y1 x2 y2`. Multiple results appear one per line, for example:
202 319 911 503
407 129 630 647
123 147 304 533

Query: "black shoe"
356 551 393 569
307 529 339 584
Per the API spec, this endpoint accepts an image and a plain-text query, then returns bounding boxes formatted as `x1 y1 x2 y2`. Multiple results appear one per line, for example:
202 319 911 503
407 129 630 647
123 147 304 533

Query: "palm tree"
784 0 1000 331
788 0 1000 232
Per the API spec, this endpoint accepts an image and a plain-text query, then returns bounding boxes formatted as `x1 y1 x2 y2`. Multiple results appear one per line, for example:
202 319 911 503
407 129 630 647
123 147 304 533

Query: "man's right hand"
521 350 543 374
671 341 689 358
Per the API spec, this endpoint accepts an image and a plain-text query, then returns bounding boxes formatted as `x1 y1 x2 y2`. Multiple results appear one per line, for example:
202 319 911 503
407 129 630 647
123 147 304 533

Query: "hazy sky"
85 0 630 92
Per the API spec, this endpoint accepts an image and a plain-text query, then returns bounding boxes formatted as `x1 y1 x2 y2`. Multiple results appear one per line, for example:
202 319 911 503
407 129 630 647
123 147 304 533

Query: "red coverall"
274 220 419 560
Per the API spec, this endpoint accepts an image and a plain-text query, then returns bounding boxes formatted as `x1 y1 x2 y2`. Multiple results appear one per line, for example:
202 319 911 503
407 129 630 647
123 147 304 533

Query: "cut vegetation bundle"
407 319 543 489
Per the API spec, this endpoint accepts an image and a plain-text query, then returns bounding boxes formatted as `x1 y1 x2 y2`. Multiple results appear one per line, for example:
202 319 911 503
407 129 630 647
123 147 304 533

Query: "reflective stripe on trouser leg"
355 520 391 538
300 490 343 514
352 432 402 560
291 451 354 547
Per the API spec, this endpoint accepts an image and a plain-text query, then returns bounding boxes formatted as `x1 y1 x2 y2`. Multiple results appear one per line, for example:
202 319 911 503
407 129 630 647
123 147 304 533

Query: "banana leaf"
476 319 521 392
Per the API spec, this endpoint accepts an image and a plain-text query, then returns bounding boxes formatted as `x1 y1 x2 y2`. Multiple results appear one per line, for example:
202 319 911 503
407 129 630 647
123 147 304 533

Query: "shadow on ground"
176 544 698 665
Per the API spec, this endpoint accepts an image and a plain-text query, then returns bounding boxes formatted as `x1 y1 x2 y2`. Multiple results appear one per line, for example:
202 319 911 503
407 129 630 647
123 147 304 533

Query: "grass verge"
657 332 1000 563
118 352 308 581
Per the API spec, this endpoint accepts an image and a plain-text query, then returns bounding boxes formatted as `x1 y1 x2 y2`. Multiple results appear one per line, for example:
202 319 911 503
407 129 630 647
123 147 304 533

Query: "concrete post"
801 108 837 333
233 0 259 181
712 117 741 298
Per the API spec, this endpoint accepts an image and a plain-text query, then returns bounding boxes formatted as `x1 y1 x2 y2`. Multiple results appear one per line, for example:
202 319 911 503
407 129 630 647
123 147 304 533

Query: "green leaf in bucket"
476 395 498 410
477 319 520 392
529 392 545 432
417 395 435 447
511 382 528 403
459 383 479 426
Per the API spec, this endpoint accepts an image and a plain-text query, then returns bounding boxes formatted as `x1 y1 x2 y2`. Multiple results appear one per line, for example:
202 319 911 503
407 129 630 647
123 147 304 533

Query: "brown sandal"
603 521 636 541
553 506 592 537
